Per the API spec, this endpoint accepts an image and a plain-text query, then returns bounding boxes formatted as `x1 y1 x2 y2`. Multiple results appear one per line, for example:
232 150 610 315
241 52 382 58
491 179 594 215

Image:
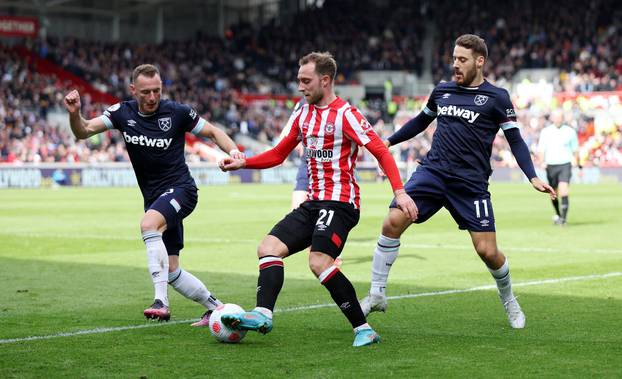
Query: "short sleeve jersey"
99 99 206 202
421 80 519 185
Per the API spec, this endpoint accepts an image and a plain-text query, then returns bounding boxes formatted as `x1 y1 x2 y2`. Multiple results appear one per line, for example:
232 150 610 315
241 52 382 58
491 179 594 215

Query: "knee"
381 212 409 238
140 210 167 233
256 241 270 258
168 261 179 273
257 237 287 259
140 221 158 233
140 217 162 233
474 239 498 261
308 254 332 277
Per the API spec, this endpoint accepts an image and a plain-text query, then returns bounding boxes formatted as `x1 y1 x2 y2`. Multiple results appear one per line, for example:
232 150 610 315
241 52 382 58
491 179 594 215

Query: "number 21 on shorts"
473 199 489 218
316 209 334 226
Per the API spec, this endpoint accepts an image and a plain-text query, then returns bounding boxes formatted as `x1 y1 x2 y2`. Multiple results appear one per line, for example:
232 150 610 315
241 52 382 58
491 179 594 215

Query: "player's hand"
384 140 391 148
530 177 556 200
218 157 245 171
63 90 81 114
394 189 418 221
229 149 245 160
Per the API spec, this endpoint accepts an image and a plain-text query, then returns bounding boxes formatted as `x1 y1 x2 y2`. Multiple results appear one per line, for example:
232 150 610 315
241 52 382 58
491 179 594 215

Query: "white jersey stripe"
297 97 371 208
349 142 357 204
276 105 304 143
330 104 348 201
306 107 319 195
344 109 371 145
316 109 330 199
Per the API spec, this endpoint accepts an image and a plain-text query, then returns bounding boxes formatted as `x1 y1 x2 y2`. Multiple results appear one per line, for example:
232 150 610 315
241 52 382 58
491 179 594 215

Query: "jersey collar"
457 79 488 90
313 96 342 109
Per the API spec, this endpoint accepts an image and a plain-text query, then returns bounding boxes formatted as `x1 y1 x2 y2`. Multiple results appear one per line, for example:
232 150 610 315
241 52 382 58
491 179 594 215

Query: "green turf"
1 183 621 378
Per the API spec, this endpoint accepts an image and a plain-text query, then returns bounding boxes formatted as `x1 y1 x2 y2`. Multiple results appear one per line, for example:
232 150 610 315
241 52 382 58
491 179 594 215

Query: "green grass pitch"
1 182 621 378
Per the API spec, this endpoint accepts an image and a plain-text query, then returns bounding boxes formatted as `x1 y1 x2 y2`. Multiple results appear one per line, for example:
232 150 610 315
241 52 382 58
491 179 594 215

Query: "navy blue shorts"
146 186 198 255
390 166 496 232
294 160 309 191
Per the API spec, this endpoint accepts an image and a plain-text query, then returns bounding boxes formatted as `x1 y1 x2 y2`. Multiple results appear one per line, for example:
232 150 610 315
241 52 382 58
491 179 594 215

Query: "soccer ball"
209 303 247 343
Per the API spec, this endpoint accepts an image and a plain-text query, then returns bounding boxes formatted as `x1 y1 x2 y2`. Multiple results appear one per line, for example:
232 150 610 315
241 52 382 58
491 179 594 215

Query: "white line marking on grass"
1 272 620 345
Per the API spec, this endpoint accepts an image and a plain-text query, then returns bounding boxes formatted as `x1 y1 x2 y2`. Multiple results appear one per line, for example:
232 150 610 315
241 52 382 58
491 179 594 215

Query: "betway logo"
123 131 172 150
437 105 480 123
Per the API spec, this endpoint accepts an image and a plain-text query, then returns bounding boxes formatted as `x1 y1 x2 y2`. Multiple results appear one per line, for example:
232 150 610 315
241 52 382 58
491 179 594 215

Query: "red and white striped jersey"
283 97 380 208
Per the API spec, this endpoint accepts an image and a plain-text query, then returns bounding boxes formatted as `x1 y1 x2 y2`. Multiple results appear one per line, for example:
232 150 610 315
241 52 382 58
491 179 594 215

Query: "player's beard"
306 89 324 105
455 64 477 86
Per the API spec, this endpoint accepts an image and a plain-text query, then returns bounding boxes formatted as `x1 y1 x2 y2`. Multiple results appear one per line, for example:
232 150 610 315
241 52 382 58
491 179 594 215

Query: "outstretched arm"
195 121 244 158
366 135 418 221
504 127 556 199
387 112 435 147
63 90 109 139
219 128 299 171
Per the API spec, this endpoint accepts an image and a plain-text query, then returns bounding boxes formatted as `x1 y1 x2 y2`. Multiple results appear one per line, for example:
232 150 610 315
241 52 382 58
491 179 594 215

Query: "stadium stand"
1 0 620 166
431 0 622 92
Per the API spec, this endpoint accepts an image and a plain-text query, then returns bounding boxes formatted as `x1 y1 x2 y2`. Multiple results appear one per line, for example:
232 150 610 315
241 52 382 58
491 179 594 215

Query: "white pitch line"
1 271 620 345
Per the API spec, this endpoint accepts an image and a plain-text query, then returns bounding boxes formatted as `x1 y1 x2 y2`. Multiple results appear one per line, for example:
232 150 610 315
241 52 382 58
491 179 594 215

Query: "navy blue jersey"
421 80 518 185
99 99 206 202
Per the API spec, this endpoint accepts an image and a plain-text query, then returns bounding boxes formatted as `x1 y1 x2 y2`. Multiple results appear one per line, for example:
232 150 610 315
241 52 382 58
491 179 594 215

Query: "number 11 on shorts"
473 199 489 218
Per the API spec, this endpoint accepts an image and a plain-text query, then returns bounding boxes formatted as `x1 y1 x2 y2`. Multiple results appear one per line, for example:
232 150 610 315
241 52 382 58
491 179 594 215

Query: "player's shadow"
554 220 608 227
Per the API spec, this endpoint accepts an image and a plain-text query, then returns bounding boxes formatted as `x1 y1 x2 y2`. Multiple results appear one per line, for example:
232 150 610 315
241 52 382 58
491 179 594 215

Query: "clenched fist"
218 157 246 172
63 90 81 114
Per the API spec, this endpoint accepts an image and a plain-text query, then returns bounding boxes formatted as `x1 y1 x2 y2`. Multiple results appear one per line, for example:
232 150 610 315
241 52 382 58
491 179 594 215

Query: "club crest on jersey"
307 137 318 150
360 119 373 132
158 117 172 131
474 95 489 106
325 123 335 135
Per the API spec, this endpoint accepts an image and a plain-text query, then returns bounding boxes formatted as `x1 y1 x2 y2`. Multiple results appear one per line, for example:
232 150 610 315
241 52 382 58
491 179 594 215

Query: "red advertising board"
0 16 38 37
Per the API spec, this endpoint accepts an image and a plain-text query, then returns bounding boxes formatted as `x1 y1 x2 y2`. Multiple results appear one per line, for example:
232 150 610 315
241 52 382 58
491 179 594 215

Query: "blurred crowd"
1 0 621 167
389 95 622 168
0 46 126 164
432 0 622 92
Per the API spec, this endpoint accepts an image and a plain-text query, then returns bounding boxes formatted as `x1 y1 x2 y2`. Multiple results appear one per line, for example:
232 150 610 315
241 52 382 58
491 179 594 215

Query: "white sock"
142 230 169 306
353 323 371 333
370 234 400 296
168 268 222 311
488 259 514 303
253 306 273 319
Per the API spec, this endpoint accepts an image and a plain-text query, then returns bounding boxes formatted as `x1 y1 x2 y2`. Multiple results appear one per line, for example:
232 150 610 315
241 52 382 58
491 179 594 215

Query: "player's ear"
476 55 485 69
129 83 135 95
322 74 330 88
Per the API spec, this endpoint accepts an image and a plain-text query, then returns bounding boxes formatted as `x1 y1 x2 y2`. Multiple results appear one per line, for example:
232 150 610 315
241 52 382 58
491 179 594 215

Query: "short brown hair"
455 34 488 60
299 52 337 81
132 64 160 83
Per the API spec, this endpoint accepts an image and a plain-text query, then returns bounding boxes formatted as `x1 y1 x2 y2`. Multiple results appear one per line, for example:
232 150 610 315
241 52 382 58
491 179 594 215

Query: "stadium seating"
1 0 620 165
